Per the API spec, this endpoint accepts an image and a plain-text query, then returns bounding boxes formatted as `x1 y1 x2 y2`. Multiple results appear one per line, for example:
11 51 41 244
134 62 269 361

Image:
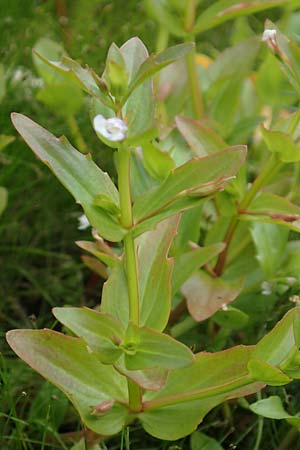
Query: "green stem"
117 146 141 411
185 0 196 33
214 155 281 276
144 375 253 410
155 25 169 53
253 393 263 450
66 116 88 154
185 0 203 119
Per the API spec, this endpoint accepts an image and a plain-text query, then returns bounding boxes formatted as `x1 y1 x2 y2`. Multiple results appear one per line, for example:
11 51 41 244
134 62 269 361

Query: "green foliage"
3 2 300 448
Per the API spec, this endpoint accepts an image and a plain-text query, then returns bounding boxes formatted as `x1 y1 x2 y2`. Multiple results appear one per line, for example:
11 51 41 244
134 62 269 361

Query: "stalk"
66 115 88 154
117 145 141 411
214 155 281 276
185 0 203 119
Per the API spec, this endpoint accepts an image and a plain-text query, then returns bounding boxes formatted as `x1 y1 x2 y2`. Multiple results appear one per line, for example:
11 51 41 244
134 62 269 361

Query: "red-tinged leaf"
240 193 300 232
175 115 227 157
137 216 179 331
115 356 169 391
133 146 247 223
194 1 288 34
182 270 244 322
6 329 129 436
76 240 119 267
120 37 155 138
101 261 130 328
81 255 108 279
11 113 124 242
53 307 124 364
172 243 225 295
123 323 194 370
140 346 263 440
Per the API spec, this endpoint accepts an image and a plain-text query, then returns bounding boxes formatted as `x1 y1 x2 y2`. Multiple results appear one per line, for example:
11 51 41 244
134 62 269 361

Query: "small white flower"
78 214 90 230
261 281 272 296
93 114 128 142
262 29 277 50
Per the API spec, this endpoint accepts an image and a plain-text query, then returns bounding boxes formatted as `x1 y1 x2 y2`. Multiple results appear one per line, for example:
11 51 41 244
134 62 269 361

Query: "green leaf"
133 195 205 238
103 43 128 98
194 1 288 34
137 215 178 331
207 37 261 84
248 359 291 385
123 323 194 370
250 222 289 278
6 329 129 436
33 51 112 108
0 186 8 216
140 346 262 440
142 142 175 181
172 243 225 295
81 256 107 279
127 43 194 98
253 307 300 367
213 306 249 330
11 113 125 242
175 115 227 157
144 0 187 37
191 431 224 450
133 146 247 223
249 396 300 426
76 241 118 267
240 192 300 232
182 271 244 322
120 37 155 139
263 20 300 97
36 83 83 117
32 37 67 84
261 124 300 162
101 262 130 328
115 356 169 391
0 134 15 151
53 307 124 364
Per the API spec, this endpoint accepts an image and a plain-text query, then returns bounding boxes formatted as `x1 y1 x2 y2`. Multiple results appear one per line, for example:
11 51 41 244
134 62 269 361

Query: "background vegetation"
2 1 300 449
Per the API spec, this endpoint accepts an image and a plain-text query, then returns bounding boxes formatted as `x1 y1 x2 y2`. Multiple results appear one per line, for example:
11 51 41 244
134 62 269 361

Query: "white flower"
262 29 277 50
78 214 90 230
261 281 272 296
93 114 128 142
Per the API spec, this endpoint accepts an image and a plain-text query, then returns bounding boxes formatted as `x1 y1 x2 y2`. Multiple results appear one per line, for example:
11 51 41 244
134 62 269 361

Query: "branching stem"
214 155 281 276
117 145 141 411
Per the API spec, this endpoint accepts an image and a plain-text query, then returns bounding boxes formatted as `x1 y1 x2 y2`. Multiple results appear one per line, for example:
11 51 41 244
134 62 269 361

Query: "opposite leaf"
133 145 247 223
182 270 244 322
11 113 124 242
123 323 194 370
6 329 129 436
53 307 124 364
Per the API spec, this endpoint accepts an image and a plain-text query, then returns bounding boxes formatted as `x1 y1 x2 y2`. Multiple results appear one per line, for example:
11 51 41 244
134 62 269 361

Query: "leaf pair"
53 306 194 371
6 308 300 439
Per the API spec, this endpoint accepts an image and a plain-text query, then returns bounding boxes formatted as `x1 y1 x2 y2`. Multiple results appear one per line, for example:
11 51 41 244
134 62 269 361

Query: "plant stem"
117 146 141 411
185 0 196 33
155 25 169 53
67 115 88 154
185 0 203 119
214 155 280 276
253 393 263 450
